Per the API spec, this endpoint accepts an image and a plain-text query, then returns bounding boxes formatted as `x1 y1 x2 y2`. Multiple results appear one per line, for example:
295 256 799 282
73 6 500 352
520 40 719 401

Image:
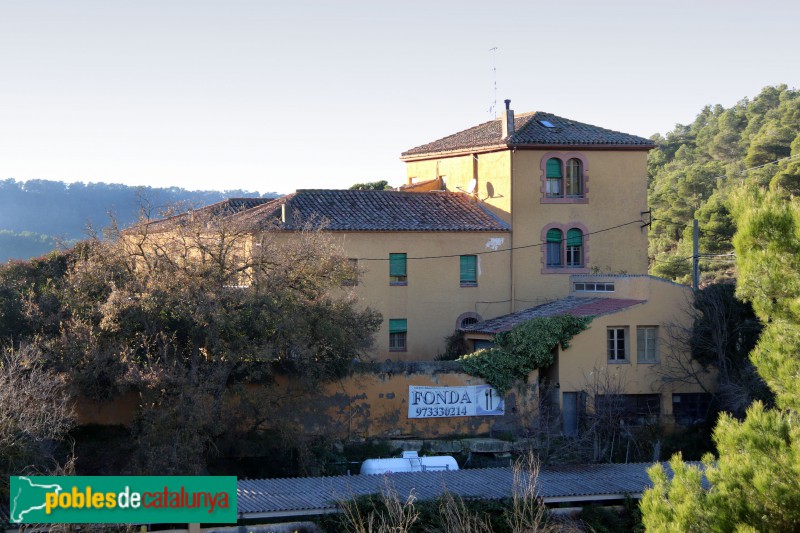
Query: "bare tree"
507 452 585 533
656 283 765 419
340 478 420 533
534 367 657 464
0 344 76 498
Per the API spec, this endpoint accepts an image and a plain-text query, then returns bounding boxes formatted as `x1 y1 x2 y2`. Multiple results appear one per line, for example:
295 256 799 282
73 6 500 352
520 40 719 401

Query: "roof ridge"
402 110 655 158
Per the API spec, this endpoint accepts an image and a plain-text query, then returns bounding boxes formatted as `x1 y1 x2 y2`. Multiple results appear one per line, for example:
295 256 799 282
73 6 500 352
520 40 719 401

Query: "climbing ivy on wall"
458 315 593 394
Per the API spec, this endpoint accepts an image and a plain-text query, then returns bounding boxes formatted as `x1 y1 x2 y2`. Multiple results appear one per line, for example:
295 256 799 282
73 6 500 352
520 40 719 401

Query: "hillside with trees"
648 84 800 284
642 185 800 532
0 179 277 261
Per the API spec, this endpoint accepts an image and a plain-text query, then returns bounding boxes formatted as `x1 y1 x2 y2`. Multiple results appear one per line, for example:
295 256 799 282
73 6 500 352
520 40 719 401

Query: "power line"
355 219 644 262
650 217 733 239
728 153 800 178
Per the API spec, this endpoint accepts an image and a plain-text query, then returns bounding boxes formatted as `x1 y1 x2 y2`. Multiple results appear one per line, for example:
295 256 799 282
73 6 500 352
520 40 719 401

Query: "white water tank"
359 451 459 475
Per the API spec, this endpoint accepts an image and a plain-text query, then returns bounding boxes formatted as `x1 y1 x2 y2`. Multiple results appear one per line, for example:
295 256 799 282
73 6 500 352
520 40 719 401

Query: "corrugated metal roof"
237 462 684 518
401 112 655 158
460 296 645 335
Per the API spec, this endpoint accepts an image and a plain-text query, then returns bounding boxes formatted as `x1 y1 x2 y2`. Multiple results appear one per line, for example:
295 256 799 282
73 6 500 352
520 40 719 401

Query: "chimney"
281 203 290 225
501 99 514 139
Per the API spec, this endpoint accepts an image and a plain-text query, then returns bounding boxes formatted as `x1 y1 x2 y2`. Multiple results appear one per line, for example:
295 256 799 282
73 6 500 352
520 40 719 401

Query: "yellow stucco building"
127 103 713 436
224 101 656 362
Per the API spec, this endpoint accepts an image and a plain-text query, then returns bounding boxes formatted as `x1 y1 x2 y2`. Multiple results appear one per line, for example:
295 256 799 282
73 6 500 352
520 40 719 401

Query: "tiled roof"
135 197 275 233
233 190 511 232
460 296 645 335
401 112 655 157
238 462 694 518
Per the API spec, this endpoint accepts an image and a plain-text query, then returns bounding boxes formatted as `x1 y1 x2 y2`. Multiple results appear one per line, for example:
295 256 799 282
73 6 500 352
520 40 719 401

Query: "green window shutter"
389 253 407 276
567 228 583 247
546 229 562 243
546 158 562 178
389 319 407 333
460 255 477 283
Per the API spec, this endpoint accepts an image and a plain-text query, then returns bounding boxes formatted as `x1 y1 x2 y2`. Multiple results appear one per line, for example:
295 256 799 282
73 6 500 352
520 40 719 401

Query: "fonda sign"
408 385 504 418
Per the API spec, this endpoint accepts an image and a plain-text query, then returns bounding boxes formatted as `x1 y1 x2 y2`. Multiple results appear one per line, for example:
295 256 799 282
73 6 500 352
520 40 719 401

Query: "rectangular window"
566 229 583 267
574 282 615 292
637 326 658 363
389 318 407 351
566 246 581 267
342 258 358 286
596 394 661 425
546 178 562 197
607 327 628 362
460 255 477 286
389 253 407 285
672 393 712 426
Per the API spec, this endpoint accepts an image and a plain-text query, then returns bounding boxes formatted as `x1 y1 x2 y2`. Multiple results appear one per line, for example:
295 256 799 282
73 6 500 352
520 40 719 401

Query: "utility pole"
692 219 700 290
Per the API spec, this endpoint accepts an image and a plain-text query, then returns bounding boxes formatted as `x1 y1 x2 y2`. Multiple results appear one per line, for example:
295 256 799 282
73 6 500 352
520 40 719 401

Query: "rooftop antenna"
489 46 498 119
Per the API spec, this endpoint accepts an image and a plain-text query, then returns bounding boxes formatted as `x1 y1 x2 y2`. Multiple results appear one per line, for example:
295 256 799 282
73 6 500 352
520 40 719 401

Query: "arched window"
456 312 483 330
542 224 589 273
566 158 583 197
546 158 563 198
546 228 563 267
540 153 588 203
460 316 478 329
566 228 583 267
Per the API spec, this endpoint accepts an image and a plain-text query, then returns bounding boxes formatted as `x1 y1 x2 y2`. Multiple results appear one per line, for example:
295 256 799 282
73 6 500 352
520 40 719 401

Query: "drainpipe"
510 146 515 314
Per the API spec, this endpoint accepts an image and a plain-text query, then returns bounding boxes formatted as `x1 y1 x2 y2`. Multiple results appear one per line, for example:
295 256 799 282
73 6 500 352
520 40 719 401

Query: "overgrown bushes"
459 315 592 394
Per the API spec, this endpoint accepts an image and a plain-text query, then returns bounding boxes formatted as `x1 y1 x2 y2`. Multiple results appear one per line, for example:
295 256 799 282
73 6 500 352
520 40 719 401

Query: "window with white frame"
574 282 615 292
544 226 585 271
543 156 585 200
607 327 628 362
637 326 658 363
545 158 563 197
566 228 584 267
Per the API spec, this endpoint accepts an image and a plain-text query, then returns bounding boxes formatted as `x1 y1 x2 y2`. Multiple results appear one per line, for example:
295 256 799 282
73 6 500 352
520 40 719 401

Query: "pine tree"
641 186 800 531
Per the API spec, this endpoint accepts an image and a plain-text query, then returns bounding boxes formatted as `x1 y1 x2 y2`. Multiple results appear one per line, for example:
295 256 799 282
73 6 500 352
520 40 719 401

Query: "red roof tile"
460 296 645 335
233 189 510 232
402 112 655 158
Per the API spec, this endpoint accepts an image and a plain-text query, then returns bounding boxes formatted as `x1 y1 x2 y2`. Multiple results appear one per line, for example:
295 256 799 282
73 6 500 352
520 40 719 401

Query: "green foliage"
0 209 382 474
641 186 800 531
458 315 592 394
641 454 713 532
579 498 643 533
436 330 469 361
349 180 391 190
648 84 800 283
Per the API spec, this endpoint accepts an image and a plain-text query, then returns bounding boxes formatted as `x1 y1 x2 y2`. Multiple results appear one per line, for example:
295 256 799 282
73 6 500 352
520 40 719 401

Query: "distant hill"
648 84 800 285
0 179 278 262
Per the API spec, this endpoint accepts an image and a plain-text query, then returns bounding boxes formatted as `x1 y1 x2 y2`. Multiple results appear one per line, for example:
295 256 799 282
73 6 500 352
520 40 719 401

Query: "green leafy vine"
458 314 593 394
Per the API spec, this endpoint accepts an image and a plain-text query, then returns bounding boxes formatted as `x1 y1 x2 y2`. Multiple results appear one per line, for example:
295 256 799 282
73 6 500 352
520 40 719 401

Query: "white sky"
1 0 797 195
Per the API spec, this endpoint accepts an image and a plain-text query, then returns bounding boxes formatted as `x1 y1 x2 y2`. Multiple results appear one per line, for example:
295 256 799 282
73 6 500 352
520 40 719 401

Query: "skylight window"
538 120 556 128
